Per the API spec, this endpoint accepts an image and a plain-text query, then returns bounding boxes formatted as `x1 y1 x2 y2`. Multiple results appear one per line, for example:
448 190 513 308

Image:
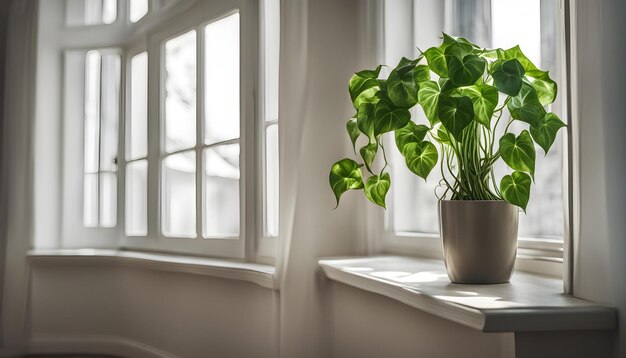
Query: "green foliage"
329 33 565 211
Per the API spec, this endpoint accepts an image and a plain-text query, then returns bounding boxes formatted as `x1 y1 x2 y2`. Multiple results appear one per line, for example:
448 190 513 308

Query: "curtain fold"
0 0 39 354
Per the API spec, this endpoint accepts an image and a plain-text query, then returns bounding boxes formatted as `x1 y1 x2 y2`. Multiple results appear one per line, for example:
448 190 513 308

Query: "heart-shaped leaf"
356 103 376 142
329 158 364 208
530 112 566 154
438 94 474 140
355 65 382 79
359 142 378 173
497 45 537 71
507 82 546 126
500 171 532 211
417 80 441 125
490 59 525 96
413 65 431 83
439 78 455 92
403 141 438 179
364 173 391 208
442 33 475 56
346 117 359 153
456 84 498 128
448 54 486 87
349 73 379 104
526 69 557 105
373 100 411 135
387 67 419 108
424 47 448 77
353 86 380 109
499 130 536 176
395 121 429 154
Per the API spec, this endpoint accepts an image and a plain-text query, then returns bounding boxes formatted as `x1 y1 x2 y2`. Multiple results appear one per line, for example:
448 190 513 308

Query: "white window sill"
28 249 276 289
319 256 616 333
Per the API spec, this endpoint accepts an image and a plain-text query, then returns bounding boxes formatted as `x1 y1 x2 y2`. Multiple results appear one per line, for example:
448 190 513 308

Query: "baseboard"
28 333 179 358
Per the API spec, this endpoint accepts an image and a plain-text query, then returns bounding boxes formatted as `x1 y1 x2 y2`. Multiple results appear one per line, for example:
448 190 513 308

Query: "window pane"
265 124 278 237
164 30 196 153
84 174 98 227
162 151 196 237
99 53 120 172
66 0 117 26
101 0 117 24
263 0 279 122
129 52 148 160
204 13 240 144
129 0 149 23
126 160 148 236
203 144 239 238
492 0 541 67
84 50 101 173
99 172 117 227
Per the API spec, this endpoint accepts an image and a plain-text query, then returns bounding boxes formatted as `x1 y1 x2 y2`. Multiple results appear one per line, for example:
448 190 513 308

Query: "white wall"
28 263 278 358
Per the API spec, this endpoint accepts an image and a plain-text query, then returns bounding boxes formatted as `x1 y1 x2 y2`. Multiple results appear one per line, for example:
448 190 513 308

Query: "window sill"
318 255 616 332
28 249 276 289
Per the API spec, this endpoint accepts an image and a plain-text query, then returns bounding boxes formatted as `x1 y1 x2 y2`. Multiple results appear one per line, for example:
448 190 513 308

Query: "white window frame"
368 0 571 277
38 0 278 262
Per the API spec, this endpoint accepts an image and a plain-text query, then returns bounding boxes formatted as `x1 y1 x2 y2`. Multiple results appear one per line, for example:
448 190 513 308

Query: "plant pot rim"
439 199 507 203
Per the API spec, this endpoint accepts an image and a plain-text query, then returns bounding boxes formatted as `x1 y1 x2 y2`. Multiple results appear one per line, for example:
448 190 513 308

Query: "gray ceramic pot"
439 200 519 284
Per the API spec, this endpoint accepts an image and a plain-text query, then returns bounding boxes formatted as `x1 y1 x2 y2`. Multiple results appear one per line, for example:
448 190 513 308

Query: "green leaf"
364 173 391 208
456 84 498 128
497 45 537 72
499 130 536 176
417 80 441 125
424 47 448 77
413 65 431 83
356 103 376 142
437 94 474 140
387 67 419 108
439 77 455 92
526 69 557 105
395 121 429 154
507 82 546 126
530 112 566 154
500 171 531 211
441 33 475 55
434 125 451 145
353 86 380 109
373 100 411 135
349 74 378 104
490 59 525 96
355 65 382 79
403 141 438 179
447 54 486 87
329 159 365 207
346 117 360 153
359 142 378 173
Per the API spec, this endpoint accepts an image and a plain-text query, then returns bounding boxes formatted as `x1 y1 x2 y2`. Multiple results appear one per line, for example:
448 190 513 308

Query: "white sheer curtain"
0 0 38 354
276 0 373 356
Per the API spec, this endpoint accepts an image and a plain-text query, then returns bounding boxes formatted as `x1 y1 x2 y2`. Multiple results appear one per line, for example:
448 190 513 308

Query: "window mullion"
196 25 205 240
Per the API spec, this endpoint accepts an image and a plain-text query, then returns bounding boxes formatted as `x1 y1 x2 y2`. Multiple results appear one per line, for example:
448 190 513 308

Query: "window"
380 0 566 273
40 0 279 260
83 50 120 228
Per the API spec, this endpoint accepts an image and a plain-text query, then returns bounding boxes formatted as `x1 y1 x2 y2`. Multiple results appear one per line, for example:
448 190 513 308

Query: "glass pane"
164 30 196 153
129 0 149 23
492 0 541 67
265 124 279 237
204 13 240 144
263 0 279 122
66 0 116 26
126 160 148 236
162 151 196 237
99 172 117 227
203 144 239 238
84 50 101 173
84 174 98 227
129 52 148 160
101 0 117 24
99 53 120 172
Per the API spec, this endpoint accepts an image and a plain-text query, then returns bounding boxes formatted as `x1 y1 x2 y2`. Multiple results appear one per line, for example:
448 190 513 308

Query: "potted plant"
329 34 565 284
